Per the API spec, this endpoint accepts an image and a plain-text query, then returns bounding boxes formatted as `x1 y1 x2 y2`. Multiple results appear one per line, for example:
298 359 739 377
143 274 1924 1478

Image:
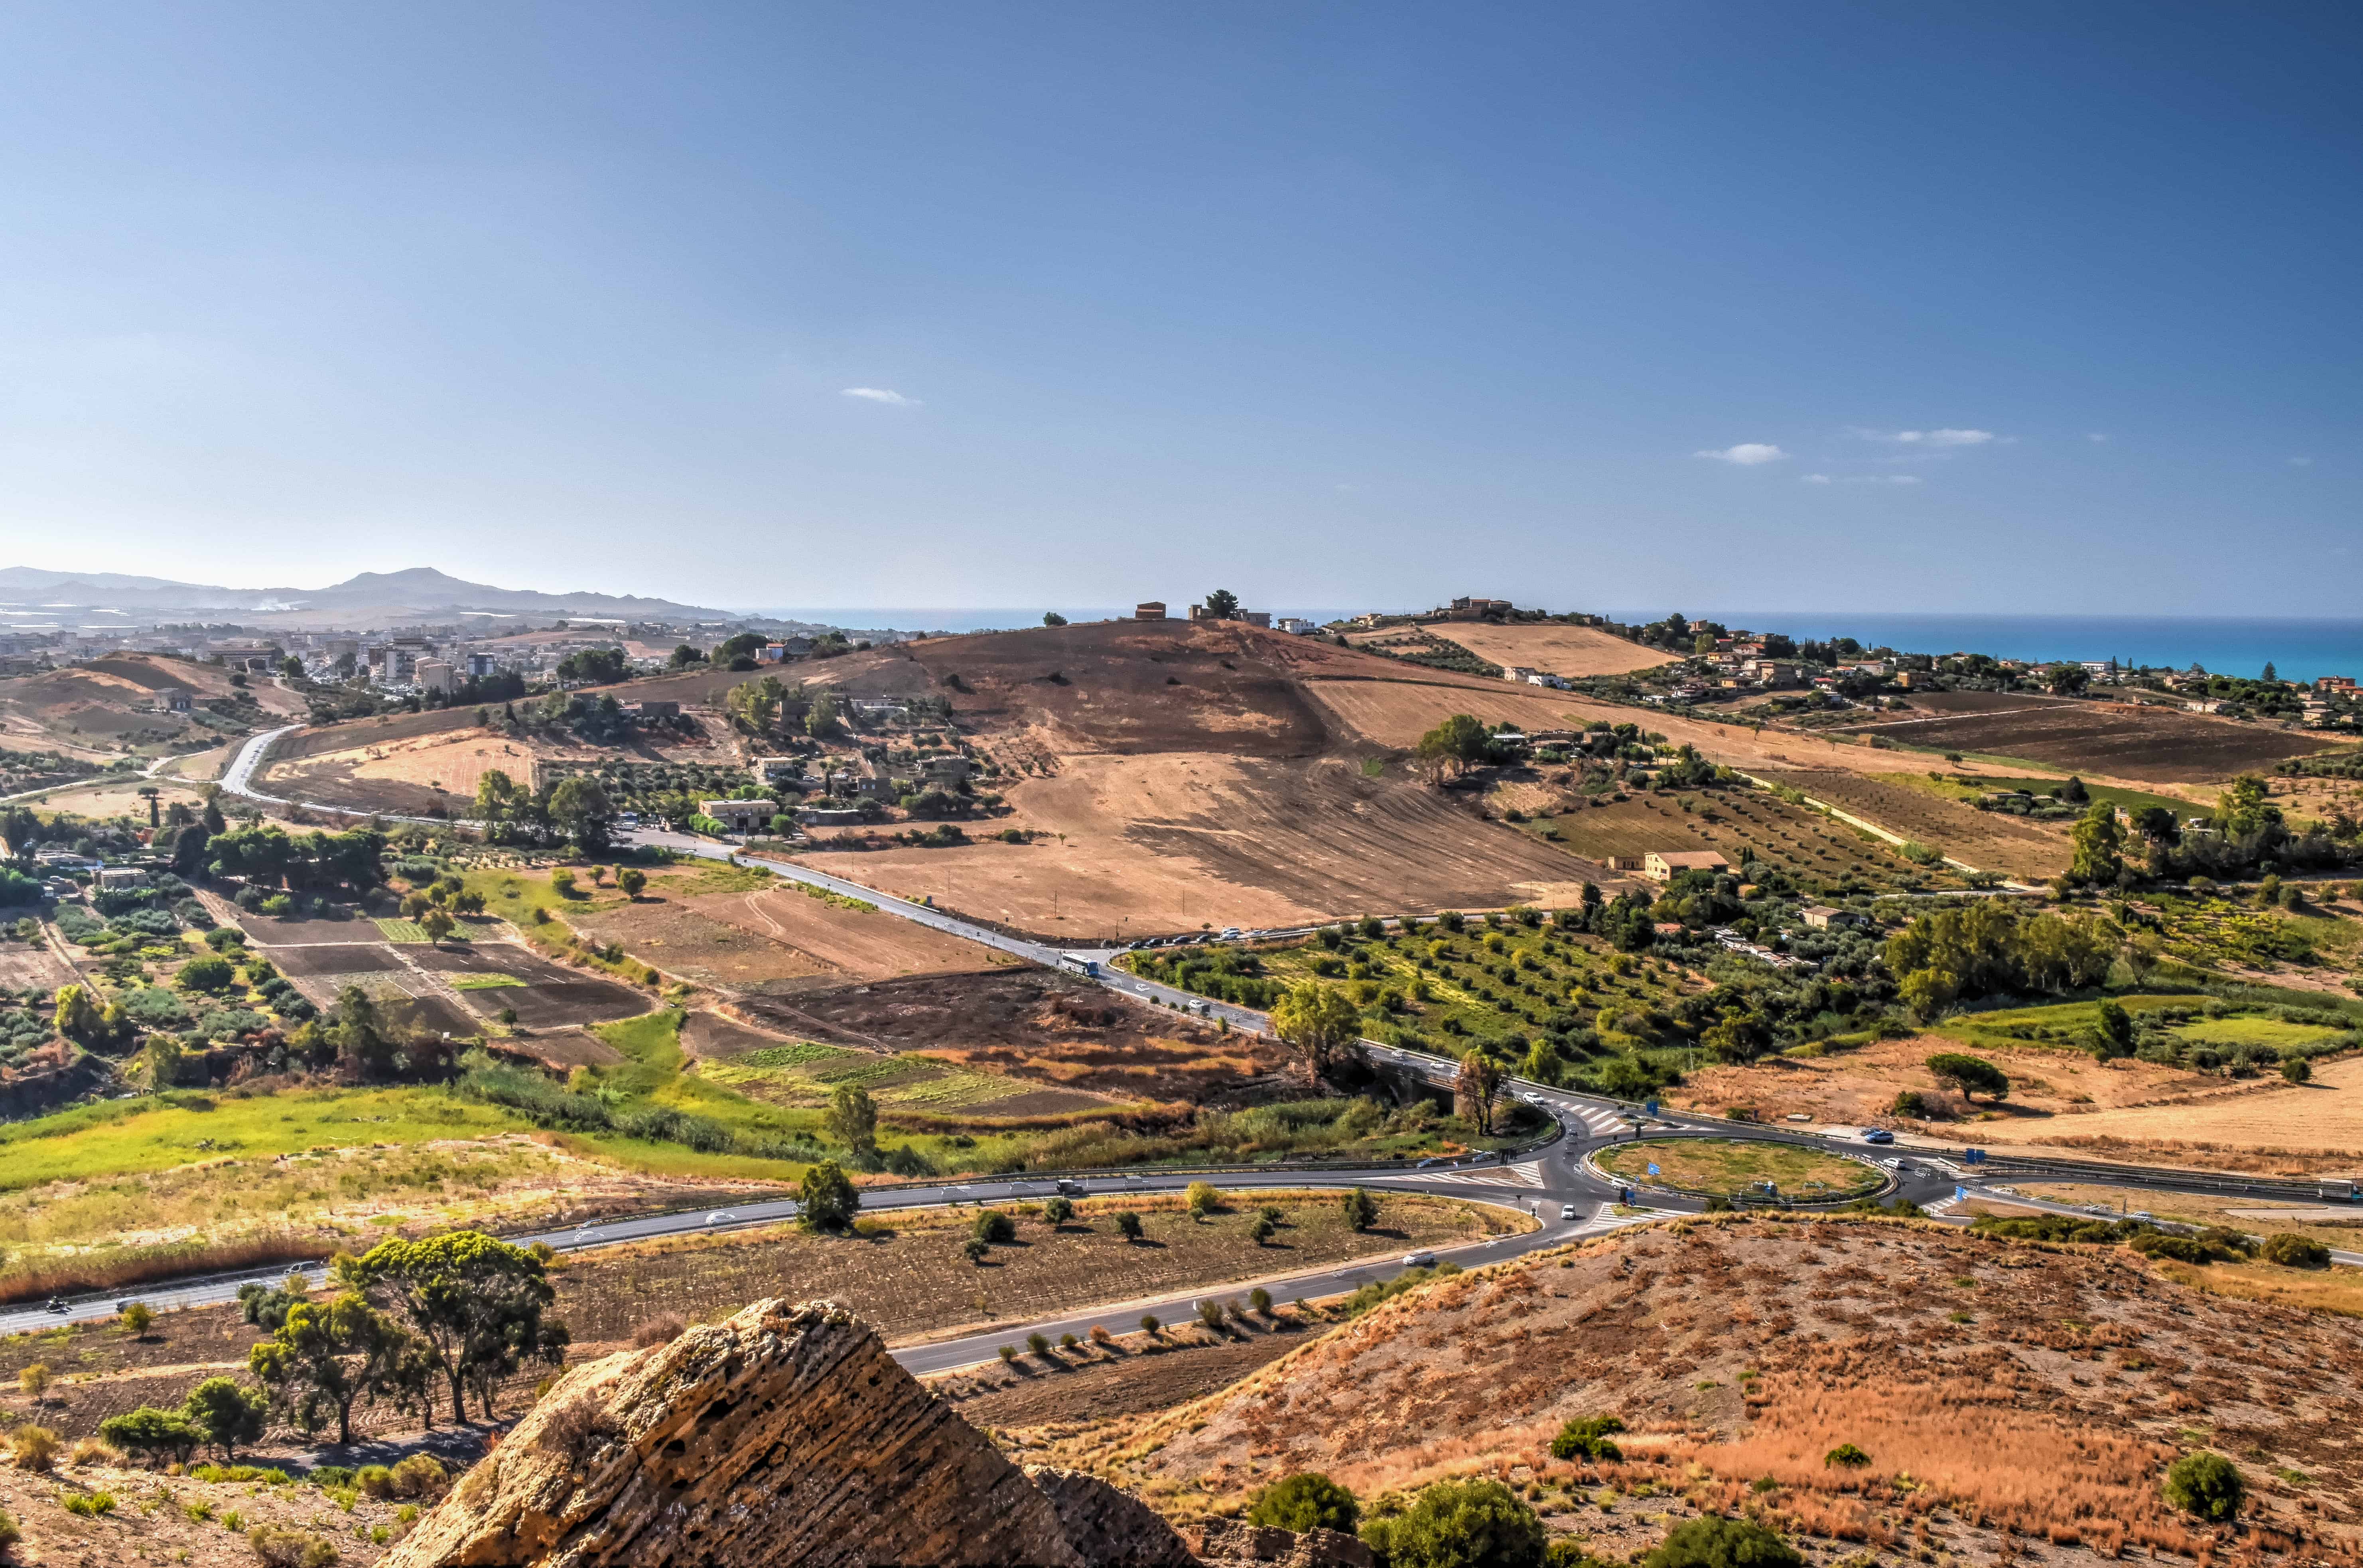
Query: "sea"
741 607 2363 687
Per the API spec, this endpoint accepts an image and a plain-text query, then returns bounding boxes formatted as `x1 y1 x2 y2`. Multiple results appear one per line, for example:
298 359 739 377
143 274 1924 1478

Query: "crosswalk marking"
1414 1161 1547 1190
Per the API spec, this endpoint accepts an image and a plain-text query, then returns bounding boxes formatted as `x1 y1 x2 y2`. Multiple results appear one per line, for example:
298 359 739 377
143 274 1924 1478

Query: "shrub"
1359 1477 1544 1568
1139 1314 1160 1334
247 1523 340 1567
1889 1089 1929 1118
390 1454 448 1498
997 1345 1016 1364
120 1300 155 1337
1197 1299 1225 1330
1342 1187 1380 1231
1247 1471 1360 1533
2163 1452 2244 1522
1249 1286 1273 1314
631 1313 688 1348
1824 1443 1871 1469
1550 1414 1625 1461
973 1209 1019 1245
2282 1056 2312 1084
61 1491 115 1518
1114 1210 1144 1241
1088 1324 1113 1345
1042 1195 1075 1227
962 1237 990 1264
177 954 237 993
98 1406 201 1467
1026 1332 1052 1356
0 1507 18 1552
1251 1215 1277 1245
1640 1515 1804 1568
9 1426 58 1471
2261 1232 2331 1269
1186 1180 1221 1219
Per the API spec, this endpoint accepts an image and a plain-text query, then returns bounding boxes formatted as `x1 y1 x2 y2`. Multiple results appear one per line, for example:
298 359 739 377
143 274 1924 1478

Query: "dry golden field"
1411 621 1679 678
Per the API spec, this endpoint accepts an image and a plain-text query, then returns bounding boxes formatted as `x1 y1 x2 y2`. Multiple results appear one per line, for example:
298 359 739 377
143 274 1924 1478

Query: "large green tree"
1359 1477 1544 1568
181 1377 268 1461
1272 981 1363 1088
248 1293 412 1446
547 775 615 849
350 1233 563 1424
2069 800 2125 885
827 1084 880 1161
1454 1048 1502 1135
1417 713 1493 780
1202 588 1242 619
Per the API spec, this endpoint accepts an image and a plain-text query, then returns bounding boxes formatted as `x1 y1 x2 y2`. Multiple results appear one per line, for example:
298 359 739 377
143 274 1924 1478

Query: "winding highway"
46 735 2335 1368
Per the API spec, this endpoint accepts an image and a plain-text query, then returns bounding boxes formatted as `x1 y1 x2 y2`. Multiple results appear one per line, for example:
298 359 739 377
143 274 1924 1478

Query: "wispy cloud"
1695 442 1786 466
1807 473 1920 486
2290 455 2314 467
2086 433 2109 443
1852 427 1996 447
841 387 920 407
1802 473 1832 485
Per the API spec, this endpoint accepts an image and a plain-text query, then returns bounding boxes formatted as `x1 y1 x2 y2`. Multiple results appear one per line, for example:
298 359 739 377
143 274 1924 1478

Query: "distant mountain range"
0 565 747 622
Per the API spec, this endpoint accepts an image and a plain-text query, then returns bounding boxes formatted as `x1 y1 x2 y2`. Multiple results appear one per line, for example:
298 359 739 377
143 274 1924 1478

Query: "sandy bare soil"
695 882 1012 981
807 752 1598 936
1427 621 1681 678
1965 1051 2363 1165
0 652 302 762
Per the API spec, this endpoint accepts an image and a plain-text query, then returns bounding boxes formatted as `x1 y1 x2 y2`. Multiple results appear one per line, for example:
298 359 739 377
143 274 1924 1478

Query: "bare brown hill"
0 652 302 760
1048 1215 2363 1563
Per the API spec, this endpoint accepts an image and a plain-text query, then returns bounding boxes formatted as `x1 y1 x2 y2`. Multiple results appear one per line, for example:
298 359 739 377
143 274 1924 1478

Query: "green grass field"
374 918 433 944
449 971 526 990
1595 1137 1880 1199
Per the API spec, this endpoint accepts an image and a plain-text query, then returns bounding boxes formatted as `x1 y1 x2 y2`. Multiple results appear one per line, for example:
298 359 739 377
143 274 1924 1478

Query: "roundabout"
1588 1135 1891 1206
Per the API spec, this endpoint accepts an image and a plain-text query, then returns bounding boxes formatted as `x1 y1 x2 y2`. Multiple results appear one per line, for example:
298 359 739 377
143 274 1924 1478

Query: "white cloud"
2290 455 2314 467
1802 473 1832 484
2086 433 2109 443
1695 442 1786 466
1853 427 1995 447
841 387 920 407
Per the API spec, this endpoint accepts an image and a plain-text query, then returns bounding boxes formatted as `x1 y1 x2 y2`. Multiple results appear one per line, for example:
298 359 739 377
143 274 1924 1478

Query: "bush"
962 1237 990 1264
8 1425 58 1471
1359 1477 1545 1568
1549 1414 1625 1461
2163 1452 2244 1522
248 1523 341 1567
61 1491 115 1517
1639 1515 1804 1568
1186 1180 1221 1218
1249 1286 1273 1314
357 1464 396 1498
1343 1187 1380 1231
2261 1232 2331 1269
1139 1314 1160 1334
1823 1443 1871 1469
98 1406 201 1466
973 1209 1018 1245
176 954 237 994
1042 1195 1075 1227
389 1453 448 1498
1250 1215 1277 1245
1889 1089 1929 1118
0 1507 17 1552
1027 1332 1050 1356
1114 1210 1143 1241
631 1313 688 1349
1248 1471 1360 1533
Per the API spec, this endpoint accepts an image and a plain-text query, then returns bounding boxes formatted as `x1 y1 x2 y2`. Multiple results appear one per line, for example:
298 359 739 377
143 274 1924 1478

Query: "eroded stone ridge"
382 1297 1190 1567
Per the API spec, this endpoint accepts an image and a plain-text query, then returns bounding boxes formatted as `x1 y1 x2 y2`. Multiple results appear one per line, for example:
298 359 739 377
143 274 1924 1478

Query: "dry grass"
1966 1051 2363 1164
1033 1215 2363 1561
2148 1256 2363 1316
1753 768 2071 881
548 1191 1508 1349
1418 622 1679 679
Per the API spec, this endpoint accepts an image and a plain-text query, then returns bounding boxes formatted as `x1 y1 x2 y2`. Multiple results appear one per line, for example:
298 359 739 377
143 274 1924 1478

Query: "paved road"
217 723 455 827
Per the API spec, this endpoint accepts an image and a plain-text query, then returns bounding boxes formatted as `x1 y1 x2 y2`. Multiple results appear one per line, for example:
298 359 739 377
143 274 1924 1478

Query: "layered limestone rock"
1188 1521 1375 1568
381 1297 1193 1568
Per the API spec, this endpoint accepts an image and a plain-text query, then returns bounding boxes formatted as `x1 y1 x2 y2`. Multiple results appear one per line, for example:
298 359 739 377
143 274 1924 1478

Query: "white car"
1401 1251 1437 1269
705 1211 736 1225
1219 928 1242 940
1560 1204 1579 1221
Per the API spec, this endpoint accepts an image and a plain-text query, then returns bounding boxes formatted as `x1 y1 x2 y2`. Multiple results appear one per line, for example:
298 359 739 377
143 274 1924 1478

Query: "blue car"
1860 1129 1895 1145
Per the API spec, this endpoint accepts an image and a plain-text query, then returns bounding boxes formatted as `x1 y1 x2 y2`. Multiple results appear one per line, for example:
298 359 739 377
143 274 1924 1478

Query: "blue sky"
0 3 2355 615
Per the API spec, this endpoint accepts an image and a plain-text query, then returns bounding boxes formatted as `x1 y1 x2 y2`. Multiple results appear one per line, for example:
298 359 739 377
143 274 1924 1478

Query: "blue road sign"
1645 1099 1659 1117
1955 1185 1967 1199
1647 1162 1659 1175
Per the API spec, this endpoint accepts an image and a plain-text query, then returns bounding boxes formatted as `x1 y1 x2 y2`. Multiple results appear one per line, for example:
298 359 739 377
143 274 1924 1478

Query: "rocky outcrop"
1188 1521 1375 1568
1027 1466 1200 1568
381 1298 1195 1568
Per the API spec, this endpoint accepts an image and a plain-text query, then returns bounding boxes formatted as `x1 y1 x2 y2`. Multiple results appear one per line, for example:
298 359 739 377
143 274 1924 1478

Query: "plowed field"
1752 768 2071 881
808 753 1600 937
1843 691 2332 785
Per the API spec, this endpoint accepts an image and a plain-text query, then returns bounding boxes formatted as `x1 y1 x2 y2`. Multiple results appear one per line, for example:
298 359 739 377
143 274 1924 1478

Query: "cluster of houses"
1128 601 1322 636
